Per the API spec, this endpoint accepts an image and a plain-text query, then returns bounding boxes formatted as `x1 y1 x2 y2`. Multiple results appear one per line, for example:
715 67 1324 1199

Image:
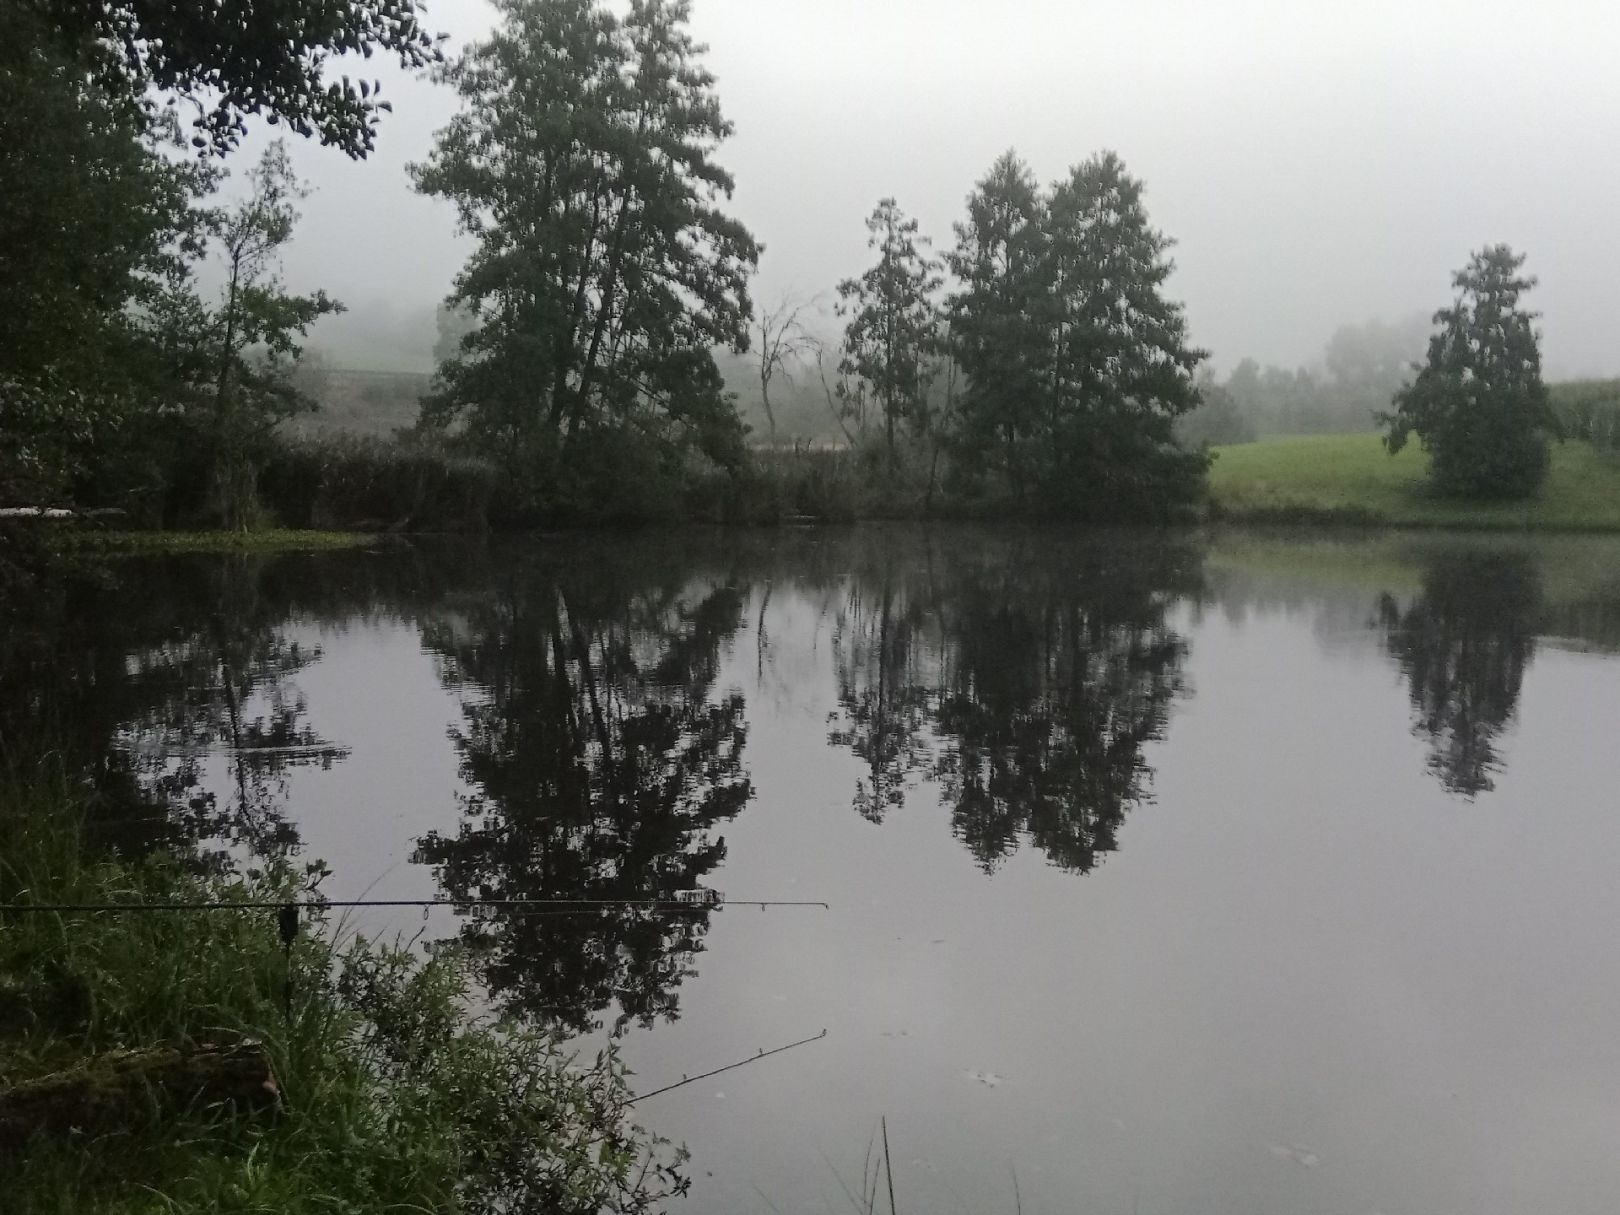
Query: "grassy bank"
0 760 684 1214
32 528 376 554
1208 434 1620 530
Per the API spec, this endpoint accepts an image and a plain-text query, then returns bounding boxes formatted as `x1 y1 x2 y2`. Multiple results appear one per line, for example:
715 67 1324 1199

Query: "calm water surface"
11 526 1620 1214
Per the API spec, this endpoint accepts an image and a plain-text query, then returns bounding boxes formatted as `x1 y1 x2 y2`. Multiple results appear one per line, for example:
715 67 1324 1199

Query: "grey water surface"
15 526 1620 1215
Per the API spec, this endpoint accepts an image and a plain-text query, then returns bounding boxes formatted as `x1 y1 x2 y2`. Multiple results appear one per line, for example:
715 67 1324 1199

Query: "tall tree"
411 0 759 510
946 150 1049 496
32 0 441 156
1383 245 1558 499
0 15 216 505
836 198 943 458
144 142 342 529
1040 151 1207 517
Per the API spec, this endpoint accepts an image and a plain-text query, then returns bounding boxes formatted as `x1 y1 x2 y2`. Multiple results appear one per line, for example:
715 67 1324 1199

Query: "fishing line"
0 896 829 915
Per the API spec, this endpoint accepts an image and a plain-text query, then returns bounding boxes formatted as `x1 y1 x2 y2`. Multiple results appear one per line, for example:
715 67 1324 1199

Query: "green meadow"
1208 434 1620 531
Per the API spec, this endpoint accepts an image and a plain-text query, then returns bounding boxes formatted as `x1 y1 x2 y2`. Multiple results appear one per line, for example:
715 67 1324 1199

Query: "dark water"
8 526 1620 1214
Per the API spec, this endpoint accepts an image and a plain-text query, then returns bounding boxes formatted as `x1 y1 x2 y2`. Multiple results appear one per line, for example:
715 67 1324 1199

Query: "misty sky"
239 0 1620 378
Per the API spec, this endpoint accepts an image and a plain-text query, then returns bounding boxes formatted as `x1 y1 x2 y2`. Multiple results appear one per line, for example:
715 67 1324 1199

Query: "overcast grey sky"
246 0 1620 377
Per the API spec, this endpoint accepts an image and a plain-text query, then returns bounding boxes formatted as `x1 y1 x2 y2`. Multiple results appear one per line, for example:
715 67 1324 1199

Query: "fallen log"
0 1042 278 1147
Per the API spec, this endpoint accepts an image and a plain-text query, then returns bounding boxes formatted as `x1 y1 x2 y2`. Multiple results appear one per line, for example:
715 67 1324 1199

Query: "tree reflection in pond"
0 553 349 865
1379 552 1542 797
415 557 751 1035
828 537 1201 873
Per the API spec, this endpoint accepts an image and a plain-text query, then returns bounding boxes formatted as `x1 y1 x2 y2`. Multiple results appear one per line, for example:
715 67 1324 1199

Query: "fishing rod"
0 894 830 1019
0 895 836 1100
628 1028 828 1104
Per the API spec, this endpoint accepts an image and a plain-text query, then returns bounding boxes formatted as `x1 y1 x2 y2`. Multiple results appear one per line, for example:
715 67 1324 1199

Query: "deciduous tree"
33 0 442 155
204 143 343 527
411 0 759 512
752 295 817 445
0 16 215 504
135 142 341 528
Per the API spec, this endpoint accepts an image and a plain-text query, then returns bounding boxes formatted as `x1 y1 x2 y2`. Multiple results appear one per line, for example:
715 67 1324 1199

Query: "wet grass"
33 528 376 554
0 758 684 1214
1208 434 1620 531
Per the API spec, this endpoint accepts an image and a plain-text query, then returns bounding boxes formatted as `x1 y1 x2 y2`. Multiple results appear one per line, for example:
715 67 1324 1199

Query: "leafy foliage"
1038 152 1208 516
412 0 759 517
1 16 339 524
946 151 1050 491
1383 245 1559 499
941 151 1209 517
182 142 343 528
1176 373 1258 446
0 19 215 503
837 198 944 457
1550 379 1620 454
34 0 442 156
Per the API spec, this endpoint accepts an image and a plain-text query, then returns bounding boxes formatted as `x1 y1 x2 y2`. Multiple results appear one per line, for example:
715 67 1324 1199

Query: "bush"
258 434 497 531
697 436 954 524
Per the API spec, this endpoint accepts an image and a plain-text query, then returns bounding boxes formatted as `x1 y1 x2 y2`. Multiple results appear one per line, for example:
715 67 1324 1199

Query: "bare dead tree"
754 295 819 445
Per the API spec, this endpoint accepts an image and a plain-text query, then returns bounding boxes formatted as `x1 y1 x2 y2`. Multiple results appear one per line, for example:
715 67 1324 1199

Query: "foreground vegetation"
0 761 685 1213
1208 434 1620 530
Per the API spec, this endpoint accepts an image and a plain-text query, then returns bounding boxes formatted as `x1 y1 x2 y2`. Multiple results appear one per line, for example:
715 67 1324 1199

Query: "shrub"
258 434 497 531
1551 380 1620 453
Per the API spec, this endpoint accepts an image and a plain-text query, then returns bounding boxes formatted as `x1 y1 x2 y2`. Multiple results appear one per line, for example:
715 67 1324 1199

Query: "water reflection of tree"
828 539 1200 873
1379 552 1542 797
828 580 940 822
415 562 751 1035
0 552 361 864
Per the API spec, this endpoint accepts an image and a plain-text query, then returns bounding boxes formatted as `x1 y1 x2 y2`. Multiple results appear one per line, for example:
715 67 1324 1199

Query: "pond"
8 525 1620 1214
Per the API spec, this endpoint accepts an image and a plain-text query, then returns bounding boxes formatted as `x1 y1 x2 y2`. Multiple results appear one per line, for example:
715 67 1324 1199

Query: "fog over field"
238 0 1620 378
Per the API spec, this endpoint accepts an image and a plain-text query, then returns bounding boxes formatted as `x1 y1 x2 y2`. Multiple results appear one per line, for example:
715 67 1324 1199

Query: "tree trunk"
0 1043 278 1148
924 436 942 516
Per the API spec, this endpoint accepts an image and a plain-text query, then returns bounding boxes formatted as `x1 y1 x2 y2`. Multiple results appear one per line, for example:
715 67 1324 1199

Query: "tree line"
0 0 1576 529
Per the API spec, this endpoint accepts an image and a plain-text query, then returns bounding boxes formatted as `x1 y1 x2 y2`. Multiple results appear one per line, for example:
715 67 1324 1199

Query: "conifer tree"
836 198 943 459
946 150 1049 497
1040 152 1207 516
1383 245 1557 498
